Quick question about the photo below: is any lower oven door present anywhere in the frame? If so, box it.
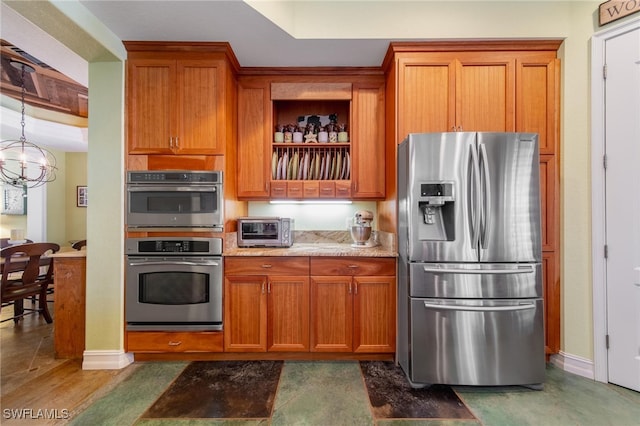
[126,256,222,331]
[407,298,545,387]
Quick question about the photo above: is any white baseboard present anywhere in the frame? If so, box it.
[550,351,595,380]
[82,350,134,370]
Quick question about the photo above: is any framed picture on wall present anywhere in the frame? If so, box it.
[77,186,87,207]
[1,184,27,215]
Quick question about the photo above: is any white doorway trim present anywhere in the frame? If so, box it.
[591,16,640,384]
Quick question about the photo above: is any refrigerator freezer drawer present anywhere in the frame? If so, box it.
[406,297,545,386]
[409,262,542,299]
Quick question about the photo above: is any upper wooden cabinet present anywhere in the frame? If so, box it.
[385,42,560,146]
[125,42,238,156]
[237,73,386,200]
[237,78,271,198]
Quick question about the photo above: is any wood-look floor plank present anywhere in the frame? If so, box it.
[1,303,135,425]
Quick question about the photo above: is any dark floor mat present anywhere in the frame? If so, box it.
[142,360,283,419]
[360,361,476,420]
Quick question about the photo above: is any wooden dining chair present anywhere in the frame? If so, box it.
[1,242,60,324]
[72,240,87,250]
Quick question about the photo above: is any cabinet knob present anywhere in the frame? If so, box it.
[261,264,272,268]
[168,341,182,346]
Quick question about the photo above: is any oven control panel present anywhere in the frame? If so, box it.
[126,237,222,256]
[127,170,222,184]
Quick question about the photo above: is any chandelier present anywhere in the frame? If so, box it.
[0,60,57,188]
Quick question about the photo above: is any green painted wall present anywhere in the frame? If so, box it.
[65,152,88,243]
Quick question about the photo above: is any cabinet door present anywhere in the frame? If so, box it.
[224,275,267,352]
[353,276,396,353]
[516,55,559,155]
[176,60,224,154]
[456,53,515,132]
[351,82,386,198]
[268,276,310,352]
[310,276,353,352]
[397,53,456,138]
[127,59,174,154]
[237,79,271,198]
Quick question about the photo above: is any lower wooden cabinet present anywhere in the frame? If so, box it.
[131,256,396,355]
[224,257,310,352]
[310,257,396,353]
[127,331,223,353]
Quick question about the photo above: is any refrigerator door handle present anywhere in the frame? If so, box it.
[421,265,535,275]
[479,143,492,249]
[422,302,536,312]
[468,143,481,249]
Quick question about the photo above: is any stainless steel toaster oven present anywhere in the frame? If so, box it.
[237,217,294,248]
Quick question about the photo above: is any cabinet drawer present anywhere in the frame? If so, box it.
[303,182,319,198]
[319,182,335,198]
[311,257,396,276]
[127,331,223,353]
[225,257,309,275]
[271,181,287,198]
[287,182,303,198]
[335,181,352,198]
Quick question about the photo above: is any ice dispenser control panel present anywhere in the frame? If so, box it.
[417,182,455,241]
[420,183,454,203]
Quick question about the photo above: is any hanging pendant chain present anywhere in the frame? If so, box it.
[19,64,27,143]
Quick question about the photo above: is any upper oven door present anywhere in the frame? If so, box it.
[127,185,222,229]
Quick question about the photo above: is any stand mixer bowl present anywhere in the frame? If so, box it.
[350,225,372,245]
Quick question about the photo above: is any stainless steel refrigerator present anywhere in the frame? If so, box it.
[397,132,544,388]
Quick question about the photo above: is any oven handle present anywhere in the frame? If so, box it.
[127,186,218,192]
[128,260,220,267]
[422,302,536,312]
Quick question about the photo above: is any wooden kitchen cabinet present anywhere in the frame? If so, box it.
[237,78,271,198]
[310,257,396,353]
[393,51,517,136]
[351,82,386,198]
[224,257,310,352]
[383,40,562,355]
[236,74,385,200]
[125,42,237,156]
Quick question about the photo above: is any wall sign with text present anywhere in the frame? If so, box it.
[600,0,640,26]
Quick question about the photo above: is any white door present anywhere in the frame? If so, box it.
[604,26,640,392]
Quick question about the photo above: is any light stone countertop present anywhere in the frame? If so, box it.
[223,231,397,258]
[50,248,86,258]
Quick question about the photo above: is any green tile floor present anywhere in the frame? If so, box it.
[71,361,640,426]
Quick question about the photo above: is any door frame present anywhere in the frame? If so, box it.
[590,15,640,384]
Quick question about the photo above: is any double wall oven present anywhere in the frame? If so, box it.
[125,171,224,332]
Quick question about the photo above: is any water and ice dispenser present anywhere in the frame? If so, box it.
[417,182,455,241]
